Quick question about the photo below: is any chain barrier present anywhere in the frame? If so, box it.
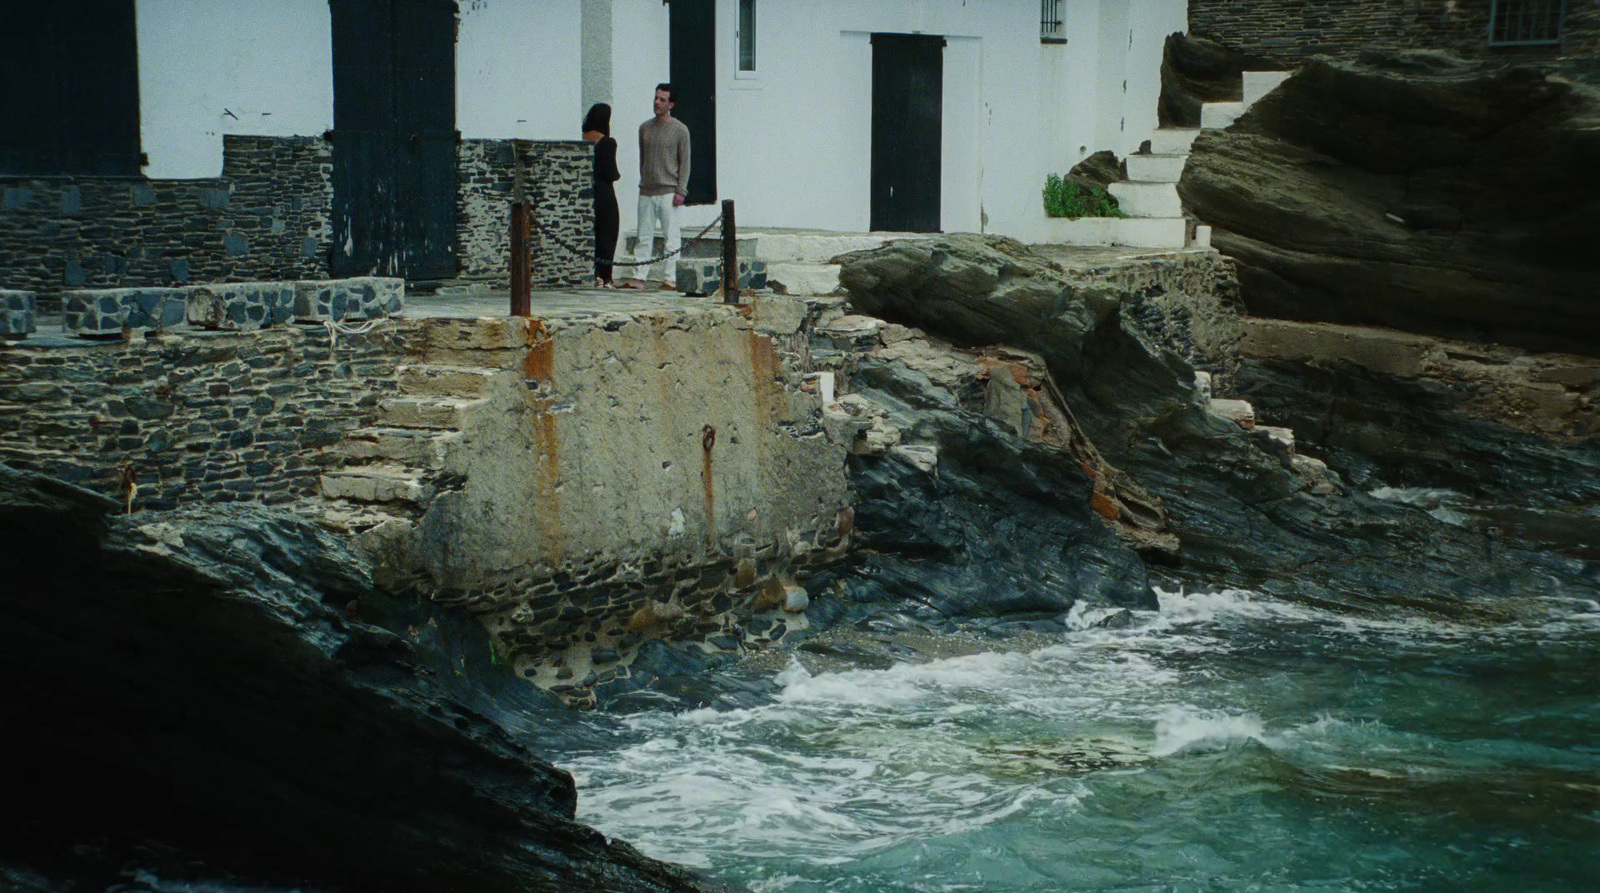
[606,212,725,268]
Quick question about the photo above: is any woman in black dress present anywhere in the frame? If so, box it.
[582,103,621,288]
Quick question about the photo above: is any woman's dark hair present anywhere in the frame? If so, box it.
[582,103,612,136]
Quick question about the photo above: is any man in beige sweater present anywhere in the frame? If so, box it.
[624,83,691,289]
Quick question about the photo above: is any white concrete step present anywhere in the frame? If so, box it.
[1191,224,1212,249]
[377,396,487,430]
[1113,218,1187,250]
[1207,397,1255,429]
[1258,424,1296,454]
[1125,153,1188,183]
[1243,70,1292,107]
[335,426,463,465]
[319,504,412,533]
[752,232,905,264]
[1150,128,1201,155]
[1201,101,1244,130]
[397,364,499,398]
[1107,181,1182,218]
[321,464,434,505]
[767,262,841,296]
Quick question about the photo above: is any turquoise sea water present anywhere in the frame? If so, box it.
[558,589,1600,892]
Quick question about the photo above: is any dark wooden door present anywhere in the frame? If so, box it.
[668,0,716,205]
[330,0,457,280]
[871,33,943,233]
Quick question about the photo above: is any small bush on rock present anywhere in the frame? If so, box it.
[1043,175,1126,219]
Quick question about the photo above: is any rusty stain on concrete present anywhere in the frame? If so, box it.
[701,423,716,553]
[523,317,553,382]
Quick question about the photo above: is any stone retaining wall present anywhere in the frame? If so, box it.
[1190,0,1599,82]
[0,298,851,706]
[0,324,408,510]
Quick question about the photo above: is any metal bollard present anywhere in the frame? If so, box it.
[510,201,531,317]
[721,199,737,304]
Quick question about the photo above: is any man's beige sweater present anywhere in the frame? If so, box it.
[638,116,691,198]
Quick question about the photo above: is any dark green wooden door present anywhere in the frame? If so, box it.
[669,0,716,205]
[871,33,944,233]
[330,0,457,280]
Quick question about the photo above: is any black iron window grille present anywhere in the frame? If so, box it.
[1041,0,1065,43]
[1489,0,1566,46]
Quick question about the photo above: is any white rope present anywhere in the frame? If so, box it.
[323,316,385,350]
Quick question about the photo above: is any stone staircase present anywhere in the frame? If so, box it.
[1105,70,1293,251]
[1108,127,1200,250]
[320,361,495,527]
[1194,370,1334,492]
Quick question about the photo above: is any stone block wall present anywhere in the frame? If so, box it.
[1,136,593,309]
[457,140,590,288]
[0,324,406,510]
[0,136,333,311]
[1190,0,1599,82]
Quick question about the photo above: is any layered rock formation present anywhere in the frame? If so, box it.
[0,465,733,893]
[834,235,1596,617]
[1178,52,1600,356]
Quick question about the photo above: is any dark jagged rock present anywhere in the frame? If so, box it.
[835,417,1158,624]
[1065,149,1126,191]
[1234,356,1600,563]
[1179,52,1600,356]
[0,464,733,893]
[1108,400,1594,616]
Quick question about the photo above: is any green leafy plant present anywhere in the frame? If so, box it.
[1042,174,1127,219]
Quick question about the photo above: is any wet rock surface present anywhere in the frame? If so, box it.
[835,235,1598,619]
[1179,52,1600,356]
[0,465,735,893]
[1235,355,1600,566]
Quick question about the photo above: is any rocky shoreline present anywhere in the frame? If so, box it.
[7,221,1598,888]
[5,53,1597,890]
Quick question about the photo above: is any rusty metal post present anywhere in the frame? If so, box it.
[721,199,737,304]
[510,201,531,316]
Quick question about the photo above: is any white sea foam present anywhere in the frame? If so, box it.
[1150,706,1266,756]
[775,650,1036,708]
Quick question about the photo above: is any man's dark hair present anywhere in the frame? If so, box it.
[656,82,678,104]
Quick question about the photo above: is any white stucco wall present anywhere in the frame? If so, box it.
[606,0,1185,242]
[457,0,584,139]
[137,0,332,179]
[134,0,1186,244]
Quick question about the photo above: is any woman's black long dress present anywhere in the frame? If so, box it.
[593,136,621,285]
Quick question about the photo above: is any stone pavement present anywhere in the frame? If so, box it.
[402,283,732,320]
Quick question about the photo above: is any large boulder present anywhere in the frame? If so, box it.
[0,464,732,893]
[836,234,1193,403]
[1179,52,1600,356]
